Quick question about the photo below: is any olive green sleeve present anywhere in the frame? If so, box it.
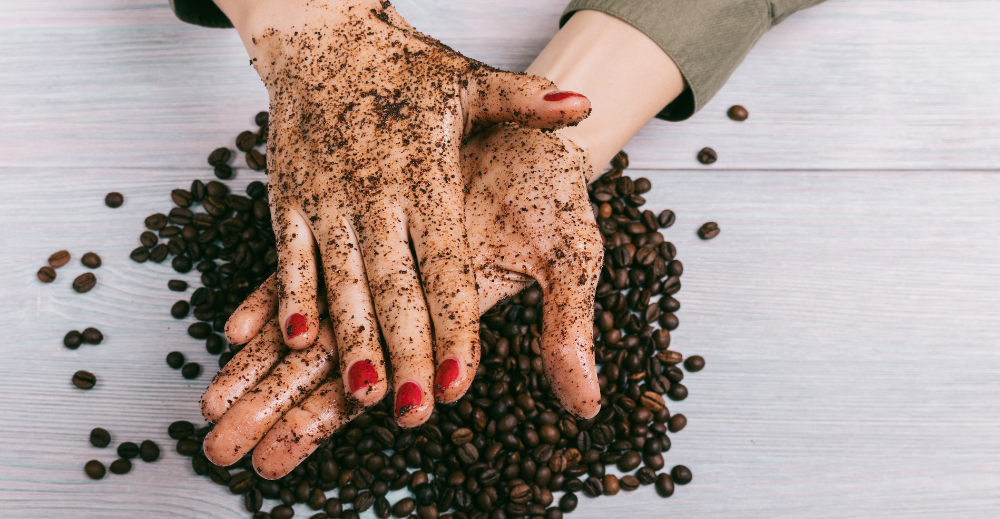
[561,0,826,121]
[169,0,233,29]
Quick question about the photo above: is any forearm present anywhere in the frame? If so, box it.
[527,10,684,176]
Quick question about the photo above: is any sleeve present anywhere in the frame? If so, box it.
[560,0,827,121]
[169,0,233,29]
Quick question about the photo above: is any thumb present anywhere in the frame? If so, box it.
[535,260,603,420]
[466,68,591,130]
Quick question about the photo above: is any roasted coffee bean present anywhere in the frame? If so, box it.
[63,330,83,350]
[655,473,675,497]
[727,105,748,121]
[110,458,132,475]
[246,149,266,170]
[620,474,640,491]
[118,442,139,459]
[271,505,294,519]
[145,244,167,263]
[168,420,195,440]
[71,272,97,293]
[583,476,604,497]
[684,355,705,372]
[208,147,231,167]
[393,497,416,517]
[129,246,150,263]
[82,327,103,345]
[668,414,687,432]
[326,497,344,517]
[188,322,211,339]
[698,221,720,239]
[85,460,106,479]
[697,147,717,165]
[237,130,258,152]
[214,164,234,180]
[48,250,71,268]
[171,300,190,319]
[89,427,111,447]
[355,491,374,512]
[558,492,577,513]
[182,362,201,379]
[172,255,192,273]
[139,440,160,462]
[72,370,96,389]
[80,252,102,269]
[37,266,56,283]
[105,192,124,208]
[255,111,269,126]
[205,334,224,354]
[168,279,188,291]
[636,467,657,485]
[218,352,233,368]
[145,213,168,230]
[671,465,692,485]
[176,438,200,456]
[229,470,256,494]
[246,489,264,512]
[668,383,688,401]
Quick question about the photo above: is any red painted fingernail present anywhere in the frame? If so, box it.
[435,359,460,395]
[348,360,379,393]
[543,90,586,102]
[284,313,307,339]
[395,382,422,416]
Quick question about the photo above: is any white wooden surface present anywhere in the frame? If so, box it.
[1,1,999,518]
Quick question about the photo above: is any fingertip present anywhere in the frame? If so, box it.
[394,380,432,428]
[346,359,387,406]
[434,357,474,404]
[282,312,316,349]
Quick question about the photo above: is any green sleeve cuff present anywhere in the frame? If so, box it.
[561,0,823,121]
[169,0,233,29]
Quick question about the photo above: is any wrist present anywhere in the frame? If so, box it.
[526,10,685,176]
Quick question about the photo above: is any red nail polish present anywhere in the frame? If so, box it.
[435,359,460,395]
[543,90,586,102]
[395,382,422,416]
[285,313,307,339]
[348,360,378,393]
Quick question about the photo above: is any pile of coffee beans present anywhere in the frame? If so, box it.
[85,427,160,479]
[135,116,704,519]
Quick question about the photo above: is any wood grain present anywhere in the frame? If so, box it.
[1,1,999,518]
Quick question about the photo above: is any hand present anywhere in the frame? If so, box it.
[202,125,604,477]
[223,0,591,426]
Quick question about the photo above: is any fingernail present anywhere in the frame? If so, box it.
[284,313,307,339]
[435,358,460,395]
[543,90,586,102]
[395,382,422,417]
[348,360,379,393]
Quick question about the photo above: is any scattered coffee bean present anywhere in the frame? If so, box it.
[172,255,192,273]
[118,442,139,459]
[37,266,56,283]
[727,105,748,121]
[89,427,111,448]
[171,300,190,319]
[104,192,124,208]
[182,362,201,379]
[72,272,97,293]
[684,355,705,372]
[167,351,185,369]
[149,244,169,262]
[129,246,150,263]
[208,147,231,167]
[668,413,687,433]
[698,221,720,240]
[671,465,693,485]
[145,213,168,230]
[64,330,83,350]
[188,322,212,339]
[255,111,269,126]
[168,421,195,440]
[655,473,675,497]
[696,147,717,165]
[48,250,71,268]
[72,370,96,389]
[110,458,132,475]
[81,252,102,269]
[85,460,106,479]
[620,475,640,491]
[246,149,266,171]
[140,440,160,462]
[236,131,257,152]
[215,164,234,180]
[82,327,103,345]
[176,438,200,456]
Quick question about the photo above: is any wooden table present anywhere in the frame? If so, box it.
[2,1,998,517]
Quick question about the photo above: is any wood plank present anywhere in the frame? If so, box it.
[1,167,998,517]
[1,1,999,171]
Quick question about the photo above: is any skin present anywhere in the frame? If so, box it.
[212,0,592,426]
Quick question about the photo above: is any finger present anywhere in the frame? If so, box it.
[201,319,286,423]
[225,274,278,345]
[355,205,434,427]
[466,69,591,130]
[314,213,388,406]
[252,378,366,480]
[273,207,321,349]
[202,319,338,467]
[408,189,480,404]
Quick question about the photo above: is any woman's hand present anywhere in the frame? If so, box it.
[202,125,604,477]
[215,0,591,426]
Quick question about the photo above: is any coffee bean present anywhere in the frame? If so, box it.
[129,246,150,263]
[668,383,688,401]
[182,362,201,379]
[620,474,640,491]
[176,438,200,456]
[79,252,102,269]
[187,323,211,340]
[90,427,111,447]
[208,147,231,167]
[237,130,258,152]
[64,330,83,350]
[72,272,97,293]
[655,473,675,497]
[214,164,234,180]
[168,420,195,440]
[81,327,103,345]
[271,505,294,519]
[668,414,687,433]
[254,111,269,126]
[115,441,138,459]
[205,334,224,354]
[48,250,71,268]
[171,300,190,319]
[172,255,192,273]
[246,149,266,170]
[557,492,577,513]
[37,266,56,283]
[167,279,188,292]
[140,440,160,462]
[145,213,168,230]
[697,147,717,165]
[219,351,233,368]
[727,105,748,121]
[72,370,96,389]
[110,458,132,475]
[698,221,720,240]
[671,465,692,485]
[684,355,705,372]
[147,244,168,263]
[636,467,657,485]
[85,460,106,479]
[166,351,185,369]
[105,192,124,208]
[245,488,264,512]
